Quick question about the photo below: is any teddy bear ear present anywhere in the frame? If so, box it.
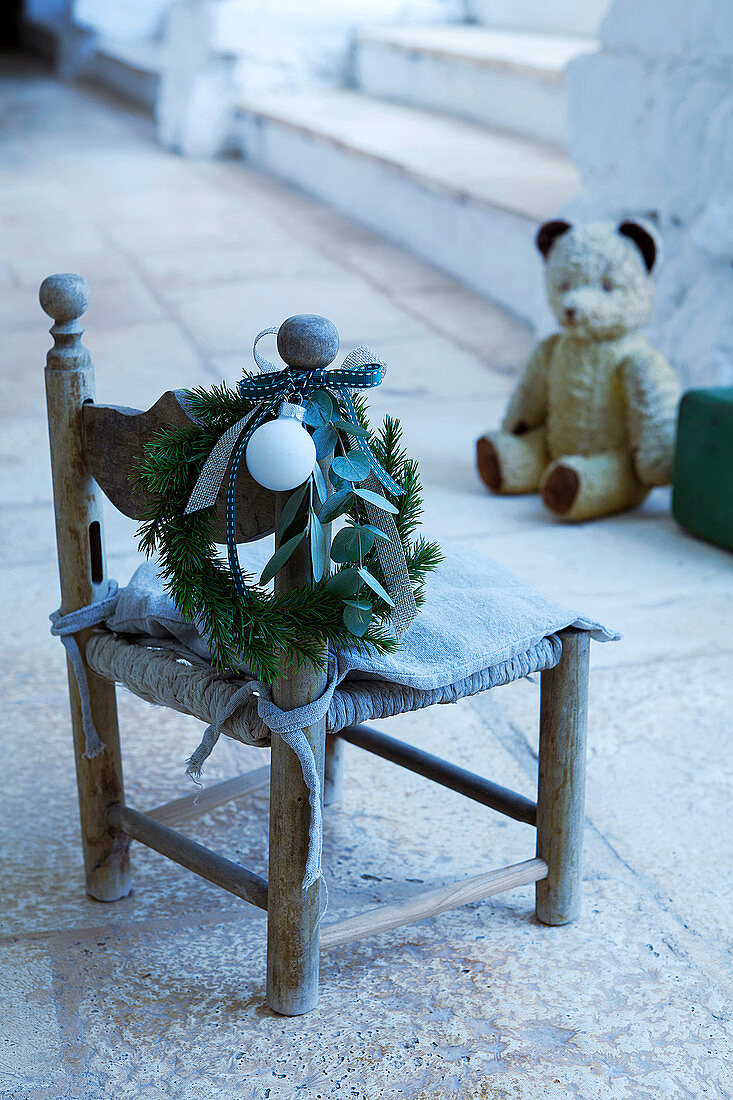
[618,219,660,272]
[536,220,572,259]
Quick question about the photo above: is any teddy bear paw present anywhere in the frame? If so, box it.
[540,451,649,521]
[476,435,502,491]
[541,461,580,515]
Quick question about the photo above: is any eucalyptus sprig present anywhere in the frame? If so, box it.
[258,388,409,638]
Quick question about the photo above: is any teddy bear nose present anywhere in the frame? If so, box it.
[564,307,577,323]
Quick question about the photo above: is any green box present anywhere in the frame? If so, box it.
[672,387,733,551]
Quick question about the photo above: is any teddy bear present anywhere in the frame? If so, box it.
[476,219,681,521]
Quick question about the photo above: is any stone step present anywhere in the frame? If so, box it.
[234,89,578,324]
[353,25,596,147]
[466,0,609,39]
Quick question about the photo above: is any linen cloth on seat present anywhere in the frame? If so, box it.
[93,543,616,746]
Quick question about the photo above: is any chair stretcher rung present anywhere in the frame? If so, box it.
[147,765,270,828]
[337,724,537,826]
[320,858,548,949]
[106,803,268,910]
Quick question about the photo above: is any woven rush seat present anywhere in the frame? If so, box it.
[85,544,612,747]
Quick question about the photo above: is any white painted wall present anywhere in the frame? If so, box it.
[214,0,461,96]
[563,0,733,387]
[157,0,236,157]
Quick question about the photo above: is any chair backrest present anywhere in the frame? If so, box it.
[41,272,328,706]
[82,391,276,544]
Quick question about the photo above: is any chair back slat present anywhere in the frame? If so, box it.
[82,394,275,543]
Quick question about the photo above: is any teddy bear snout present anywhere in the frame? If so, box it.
[559,289,602,331]
[560,296,585,327]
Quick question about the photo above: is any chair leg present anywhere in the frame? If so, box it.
[266,713,326,1016]
[267,477,329,1015]
[535,628,590,925]
[42,274,131,902]
[65,674,130,901]
[323,735,345,806]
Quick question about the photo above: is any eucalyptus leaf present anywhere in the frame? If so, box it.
[357,566,394,606]
[303,390,333,428]
[309,509,327,583]
[353,486,399,514]
[312,460,328,506]
[318,487,353,524]
[324,568,360,597]
[328,465,348,492]
[276,482,309,541]
[343,599,373,637]
[313,424,337,460]
[260,529,306,585]
[331,451,371,483]
[330,525,376,563]
[332,418,369,438]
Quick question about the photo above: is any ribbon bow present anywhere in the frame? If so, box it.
[181,329,417,636]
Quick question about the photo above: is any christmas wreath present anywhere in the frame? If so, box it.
[136,323,442,683]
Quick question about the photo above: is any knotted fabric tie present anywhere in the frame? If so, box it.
[180,329,418,637]
[50,581,120,760]
[186,663,341,892]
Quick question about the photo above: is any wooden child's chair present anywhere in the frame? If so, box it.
[43,273,591,1016]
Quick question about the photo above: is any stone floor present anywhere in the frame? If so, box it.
[1,61,731,1100]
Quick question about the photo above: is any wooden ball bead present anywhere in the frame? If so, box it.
[277,314,339,370]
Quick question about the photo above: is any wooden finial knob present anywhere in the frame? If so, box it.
[40,273,91,371]
[277,314,339,370]
[39,273,90,323]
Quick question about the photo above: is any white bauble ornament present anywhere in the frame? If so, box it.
[245,402,317,492]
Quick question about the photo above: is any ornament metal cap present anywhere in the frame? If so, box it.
[278,401,307,422]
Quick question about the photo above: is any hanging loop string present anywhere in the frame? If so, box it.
[251,326,280,373]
